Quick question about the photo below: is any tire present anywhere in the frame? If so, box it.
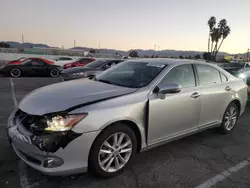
[89,123,137,177]
[10,68,21,77]
[219,102,239,134]
[50,69,59,77]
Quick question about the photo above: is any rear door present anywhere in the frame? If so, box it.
[194,64,232,129]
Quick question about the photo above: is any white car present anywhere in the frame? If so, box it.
[52,57,78,66]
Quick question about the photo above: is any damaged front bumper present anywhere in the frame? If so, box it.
[7,109,101,176]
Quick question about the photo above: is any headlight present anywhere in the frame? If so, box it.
[71,72,85,76]
[238,73,246,79]
[45,114,87,132]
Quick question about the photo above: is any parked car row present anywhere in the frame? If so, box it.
[60,59,125,81]
[7,58,248,177]
[1,57,250,87]
[0,57,121,78]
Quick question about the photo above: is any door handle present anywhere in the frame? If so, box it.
[225,86,232,91]
[190,92,201,99]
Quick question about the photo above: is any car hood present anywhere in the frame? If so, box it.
[63,67,100,74]
[19,79,137,115]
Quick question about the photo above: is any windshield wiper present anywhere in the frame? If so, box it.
[97,79,115,85]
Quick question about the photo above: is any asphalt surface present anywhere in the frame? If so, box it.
[0,77,250,188]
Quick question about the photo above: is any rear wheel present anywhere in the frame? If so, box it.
[50,69,59,77]
[219,102,239,134]
[89,123,137,177]
[10,68,21,77]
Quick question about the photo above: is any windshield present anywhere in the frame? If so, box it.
[222,63,245,68]
[21,59,32,64]
[85,60,106,68]
[96,61,167,88]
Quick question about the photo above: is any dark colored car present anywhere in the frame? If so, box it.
[63,57,96,69]
[7,57,54,65]
[221,62,250,85]
[0,58,62,77]
[221,62,250,76]
[60,59,124,81]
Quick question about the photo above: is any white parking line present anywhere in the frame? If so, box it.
[9,78,17,108]
[195,159,250,188]
[9,78,34,188]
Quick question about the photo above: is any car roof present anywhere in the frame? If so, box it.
[124,58,207,65]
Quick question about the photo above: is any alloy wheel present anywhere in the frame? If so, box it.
[10,68,21,77]
[98,132,132,173]
[224,106,237,131]
[50,69,59,77]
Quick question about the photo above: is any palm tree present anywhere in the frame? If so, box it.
[216,25,231,56]
[210,27,217,54]
[207,16,216,55]
[212,28,222,56]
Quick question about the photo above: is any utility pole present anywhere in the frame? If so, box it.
[21,34,24,43]
[247,48,250,61]
[158,46,160,57]
[99,40,100,49]
[153,45,156,57]
[74,40,76,48]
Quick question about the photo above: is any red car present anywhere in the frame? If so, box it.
[7,57,54,65]
[63,57,95,69]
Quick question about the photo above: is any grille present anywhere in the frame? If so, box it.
[14,109,47,133]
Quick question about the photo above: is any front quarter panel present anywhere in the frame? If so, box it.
[69,91,148,149]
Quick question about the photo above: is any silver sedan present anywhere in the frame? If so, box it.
[8,59,248,177]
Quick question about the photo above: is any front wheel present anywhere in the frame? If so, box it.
[50,69,59,77]
[10,68,21,77]
[89,124,137,177]
[219,102,239,134]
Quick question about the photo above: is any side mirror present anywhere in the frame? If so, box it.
[154,83,182,96]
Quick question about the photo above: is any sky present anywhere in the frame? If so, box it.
[0,0,250,53]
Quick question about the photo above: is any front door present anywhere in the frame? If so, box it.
[148,64,201,145]
[30,59,45,76]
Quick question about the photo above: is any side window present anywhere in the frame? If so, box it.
[160,64,196,88]
[246,63,250,68]
[80,58,92,63]
[196,64,221,85]
[220,73,228,82]
[61,57,72,61]
[30,60,42,66]
[107,61,118,67]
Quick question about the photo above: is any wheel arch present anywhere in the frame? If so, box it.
[88,120,142,160]
[229,99,241,113]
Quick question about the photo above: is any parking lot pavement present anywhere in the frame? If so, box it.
[0,77,250,188]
